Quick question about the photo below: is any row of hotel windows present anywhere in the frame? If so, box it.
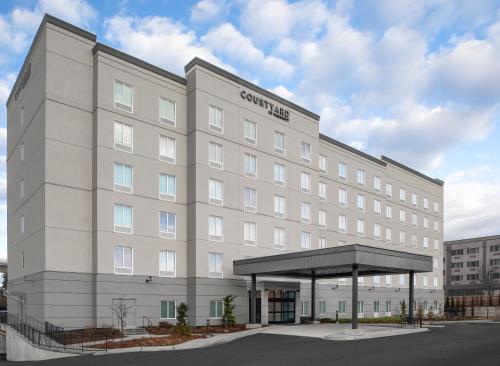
[160,299,225,319]
[451,259,500,268]
[451,246,500,256]
[451,273,500,281]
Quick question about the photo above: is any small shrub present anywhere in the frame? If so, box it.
[319,318,333,323]
[222,295,237,328]
[175,302,191,336]
[427,306,434,321]
[400,300,407,320]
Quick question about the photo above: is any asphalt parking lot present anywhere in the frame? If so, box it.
[3,323,500,366]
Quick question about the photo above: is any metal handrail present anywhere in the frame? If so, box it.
[142,315,153,328]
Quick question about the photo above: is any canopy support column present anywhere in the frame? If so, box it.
[311,270,316,322]
[250,273,257,324]
[352,264,358,330]
[408,270,414,324]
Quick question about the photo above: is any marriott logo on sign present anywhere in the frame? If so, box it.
[240,90,290,122]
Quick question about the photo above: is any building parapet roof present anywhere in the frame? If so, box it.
[381,156,444,186]
[319,133,386,166]
[444,234,500,245]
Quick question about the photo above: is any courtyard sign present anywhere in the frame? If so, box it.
[240,90,290,122]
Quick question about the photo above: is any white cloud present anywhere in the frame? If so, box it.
[191,0,227,23]
[0,73,15,105]
[269,85,294,100]
[201,23,294,79]
[38,0,96,28]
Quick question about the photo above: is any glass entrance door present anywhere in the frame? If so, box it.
[268,290,296,324]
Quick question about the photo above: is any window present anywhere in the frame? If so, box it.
[208,216,223,241]
[114,81,133,112]
[374,199,381,215]
[423,275,428,287]
[274,163,286,186]
[300,172,311,193]
[399,231,406,245]
[20,106,24,127]
[244,187,257,212]
[160,300,176,319]
[339,215,347,233]
[399,188,406,202]
[374,176,381,191]
[244,119,257,144]
[159,97,176,126]
[357,301,364,314]
[274,195,286,218]
[20,179,24,199]
[208,252,223,278]
[385,275,392,286]
[301,301,310,316]
[159,174,176,201]
[318,182,327,201]
[467,261,480,268]
[433,276,438,288]
[490,245,500,253]
[434,201,439,213]
[209,105,223,133]
[209,300,224,317]
[356,169,365,187]
[452,275,463,281]
[338,188,347,207]
[467,247,479,254]
[412,234,417,247]
[411,193,418,206]
[159,250,176,277]
[114,163,133,193]
[385,301,391,314]
[209,179,223,205]
[399,274,405,285]
[374,275,380,286]
[490,258,500,266]
[301,231,311,249]
[21,251,24,269]
[386,227,392,242]
[114,246,133,275]
[385,183,392,198]
[244,222,257,245]
[338,301,346,314]
[20,215,24,234]
[301,142,311,163]
[114,121,133,152]
[20,142,24,162]
[434,239,439,250]
[386,205,392,219]
[423,217,429,229]
[318,209,327,228]
[114,204,133,233]
[319,301,326,315]
[300,202,311,223]
[451,262,463,269]
[411,213,418,227]
[399,210,406,225]
[374,223,381,240]
[338,162,347,180]
[374,301,380,314]
[160,212,176,239]
[357,219,365,236]
[159,135,176,164]
[209,142,223,169]
[274,227,285,250]
[319,237,327,249]
[423,197,429,210]
[357,194,365,211]
[274,131,285,154]
[434,220,439,232]
[319,155,327,173]
[244,153,257,178]
[423,237,429,249]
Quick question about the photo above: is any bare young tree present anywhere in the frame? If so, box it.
[110,296,133,333]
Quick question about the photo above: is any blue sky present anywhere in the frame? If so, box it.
[0,0,500,258]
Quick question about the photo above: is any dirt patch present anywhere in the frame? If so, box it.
[95,334,204,349]
[51,327,123,345]
[146,324,248,335]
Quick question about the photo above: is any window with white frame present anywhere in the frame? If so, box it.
[386,227,392,242]
[301,142,311,163]
[209,105,223,133]
[159,250,176,277]
[160,300,176,319]
[159,97,176,126]
[318,182,327,201]
[338,162,347,180]
[374,176,381,191]
[114,204,133,233]
[433,276,438,287]
[114,121,133,152]
[423,275,428,287]
[114,81,133,112]
[374,199,381,215]
[301,301,310,316]
[159,174,176,201]
[386,205,392,219]
[208,216,223,241]
[423,197,429,210]
[300,202,311,223]
[244,153,257,178]
[244,119,257,144]
[209,299,224,317]
[159,135,176,164]
[209,179,223,205]
[385,300,392,314]
[338,301,346,313]
[274,195,286,218]
[374,275,380,286]
[244,222,257,245]
[423,216,429,229]
[114,246,133,275]
[20,215,24,234]
[399,188,406,202]
[374,223,381,240]
[318,209,327,228]
[20,142,24,162]
[433,238,439,250]
[434,220,439,232]
[159,211,176,239]
[357,300,364,314]
[356,169,365,187]
[338,188,347,207]
[385,275,392,286]
[20,178,24,199]
[274,227,285,249]
[400,274,405,285]
[412,213,418,227]
[374,300,380,314]
[319,237,327,249]
[319,155,327,173]
[400,210,406,225]
[412,234,417,247]
[385,182,393,198]
[357,194,365,211]
[300,231,311,249]
[423,236,429,249]
[274,163,286,186]
[339,215,347,233]
[300,172,311,193]
[434,201,439,213]
[244,187,257,212]
[209,142,223,169]
[399,231,406,245]
[208,252,223,278]
[319,301,326,315]
[274,131,285,154]
[357,219,365,236]
[411,193,418,206]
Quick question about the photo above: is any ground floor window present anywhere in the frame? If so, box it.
[385,301,391,313]
[433,300,438,310]
[301,301,310,316]
[357,301,364,314]
[160,300,176,319]
[374,301,380,313]
[210,300,223,318]
[319,301,326,315]
[338,301,346,314]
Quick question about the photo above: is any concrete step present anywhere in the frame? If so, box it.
[122,327,148,336]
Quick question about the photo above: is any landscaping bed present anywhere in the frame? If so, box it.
[51,327,123,345]
[146,323,248,335]
[94,334,204,349]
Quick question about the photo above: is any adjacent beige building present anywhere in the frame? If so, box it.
[7,15,444,329]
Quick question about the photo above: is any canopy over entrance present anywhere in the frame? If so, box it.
[234,245,433,329]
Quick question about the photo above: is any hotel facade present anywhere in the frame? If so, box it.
[7,15,444,329]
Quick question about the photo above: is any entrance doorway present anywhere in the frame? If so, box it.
[248,291,261,323]
[268,290,295,324]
